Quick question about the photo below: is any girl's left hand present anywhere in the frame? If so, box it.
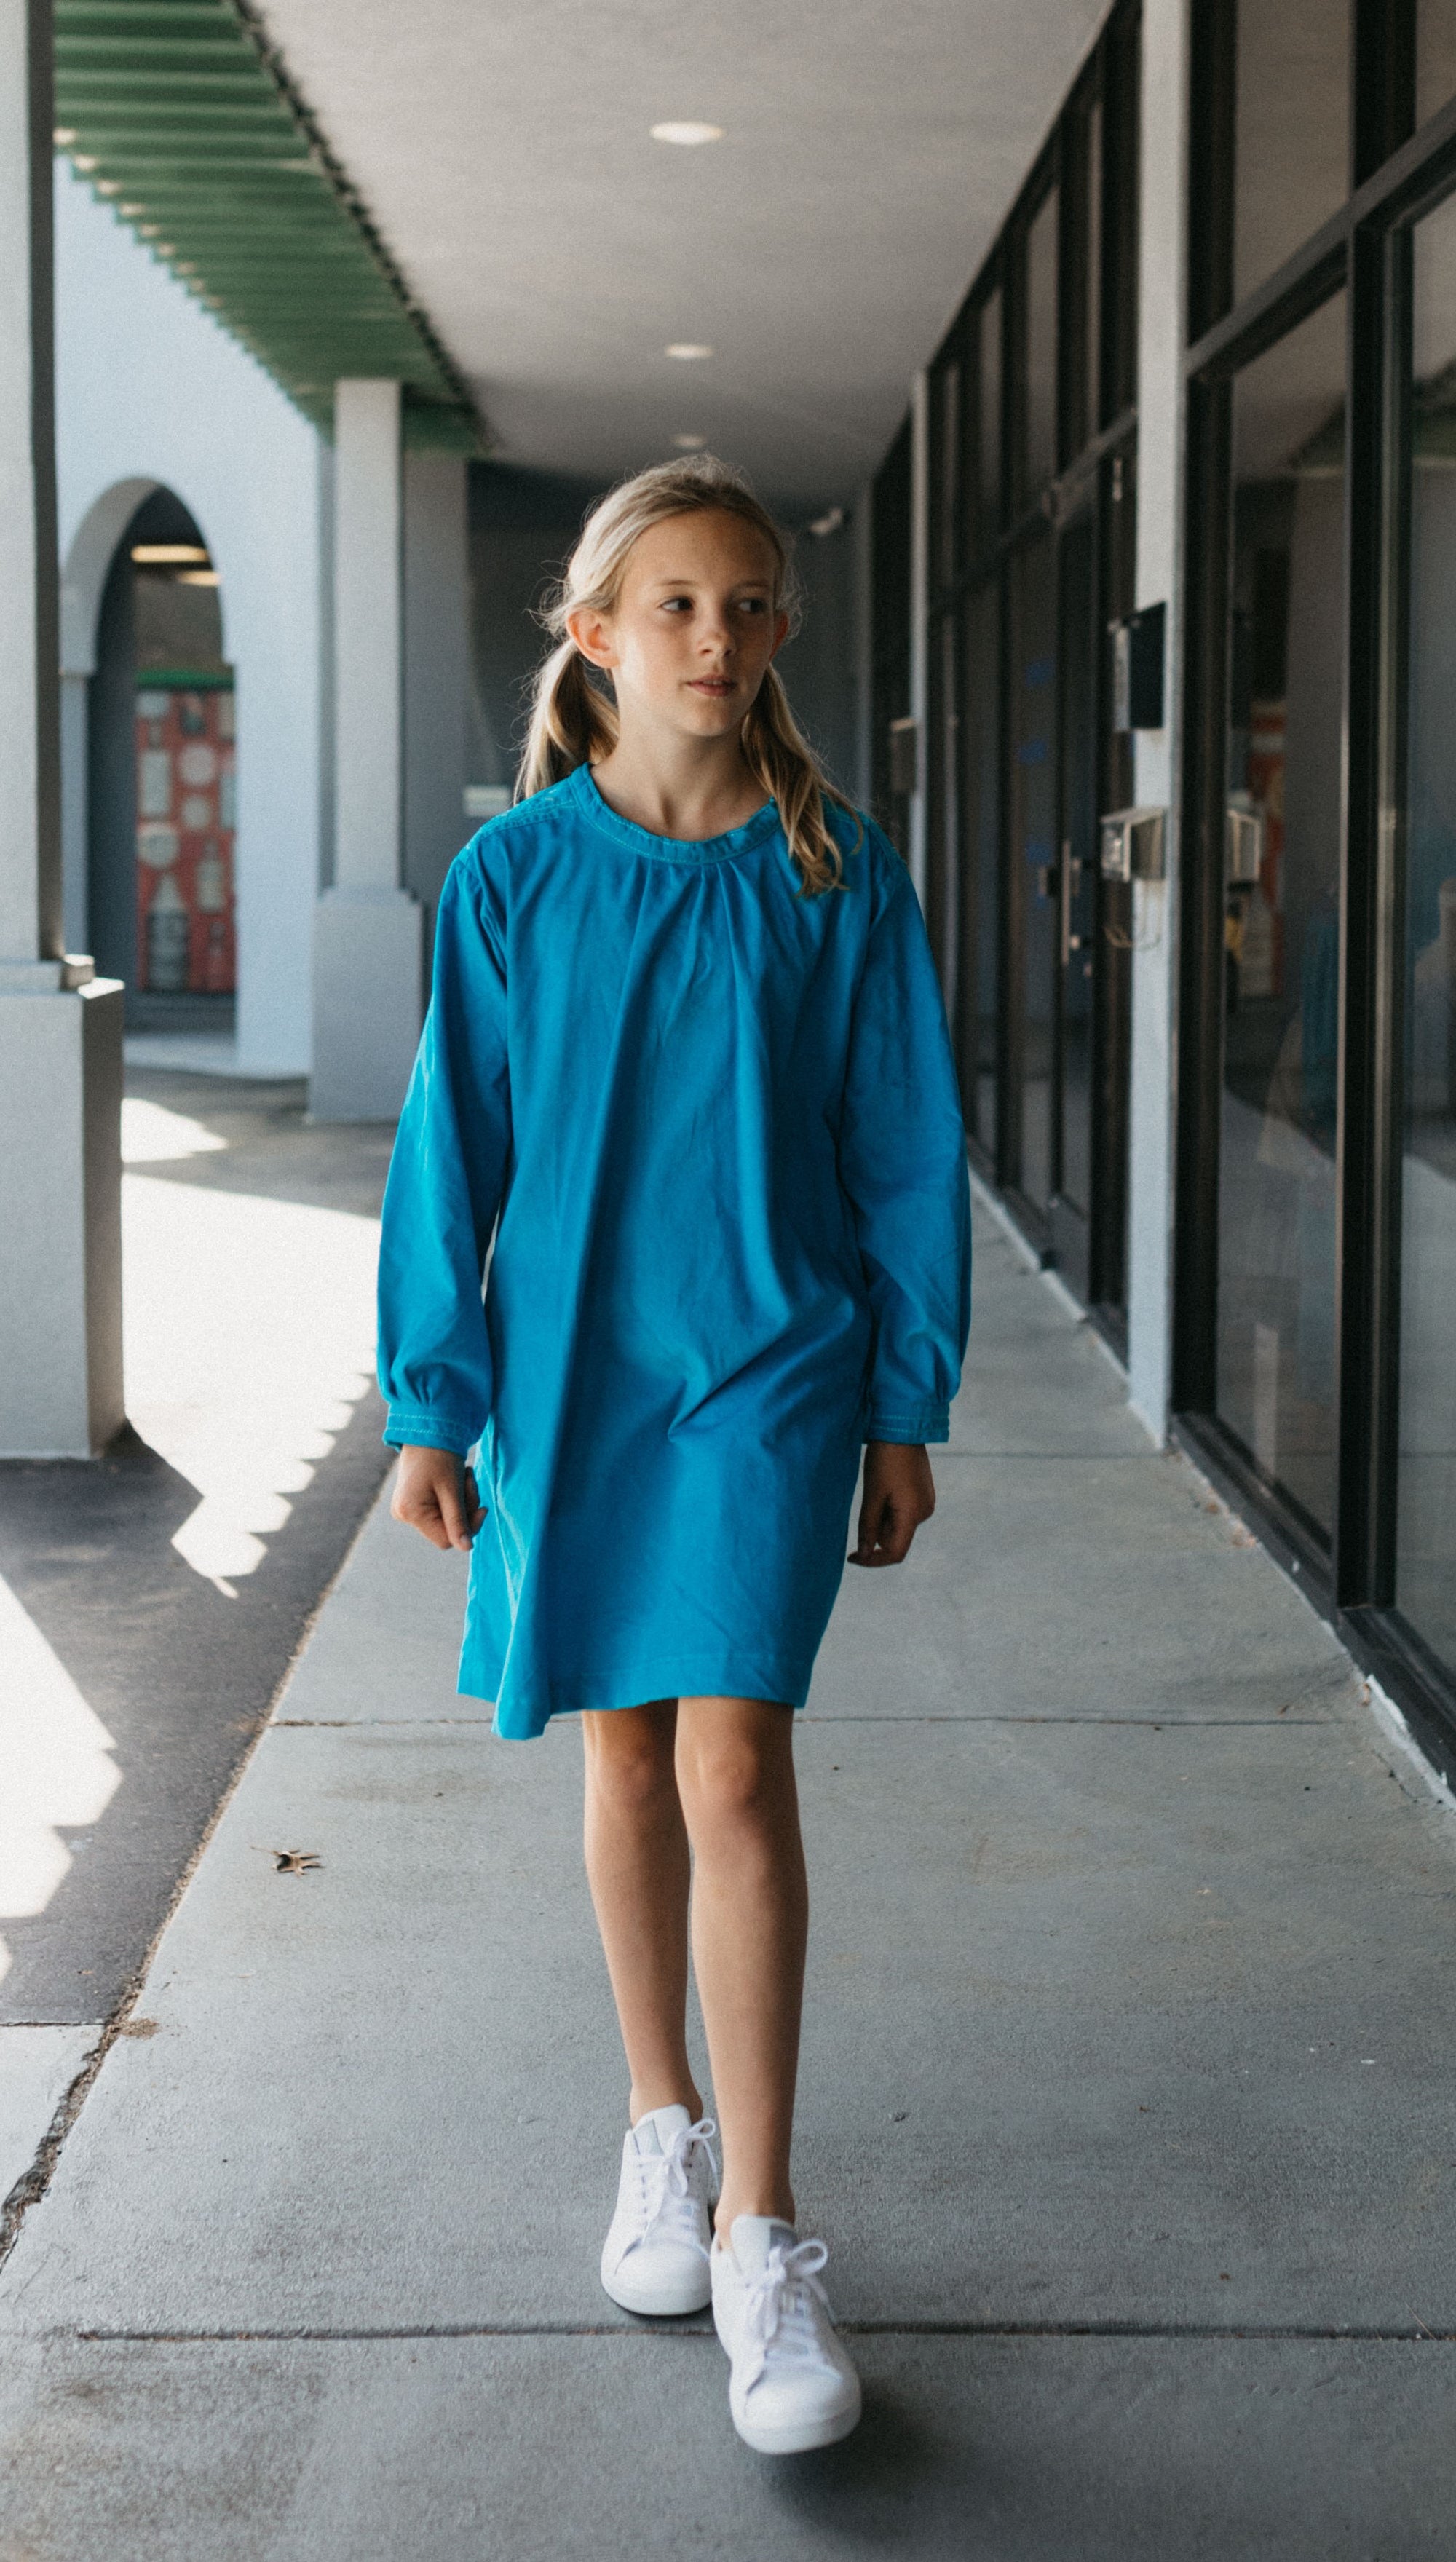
[850,1442,936,1567]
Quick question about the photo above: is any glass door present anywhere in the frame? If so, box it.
[1051,505,1099,1290]
[1394,186,1456,1682]
[1215,290,1348,1542]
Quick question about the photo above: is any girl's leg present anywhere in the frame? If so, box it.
[582,1700,702,2125]
[673,1697,807,2233]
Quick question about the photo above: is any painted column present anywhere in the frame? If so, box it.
[401,448,469,932]
[0,0,123,1457]
[907,368,930,907]
[311,376,423,1120]
[1125,0,1191,1444]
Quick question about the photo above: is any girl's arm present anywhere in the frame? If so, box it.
[838,843,973,1451]
[376,850,511,1492]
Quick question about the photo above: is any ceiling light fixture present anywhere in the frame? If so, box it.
[673,435,707,450]
[650,122,724,146]
[665,343,713,361]
[177,569,221,588]
[132,543,210,565]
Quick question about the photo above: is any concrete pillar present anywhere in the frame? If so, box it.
[1125,0,1190,1445]
[907,368,930,907]
[401,449,469,931]
[852,478,874,813]
[311,377,422,1121]
[0,0,123,1458]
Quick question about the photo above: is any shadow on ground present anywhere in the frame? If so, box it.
[0,1070,395,2025]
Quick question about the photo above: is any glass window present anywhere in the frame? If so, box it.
[1418,1,1456,129]
[1010,531,1058,1206]
[1216,290,1347,1536]
[960,578,1000,1152]
[1024,186,1059,498]
[938,360,962,589]
[1398,190,1456,1674]
[1233,1,1349,306]
[977,291,1002,554]
[1086,91,1104,441]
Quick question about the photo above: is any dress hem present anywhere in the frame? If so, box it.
[459,1651,815,1739]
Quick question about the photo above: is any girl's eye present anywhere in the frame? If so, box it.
[662,596,692,612]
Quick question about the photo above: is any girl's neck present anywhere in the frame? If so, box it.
[591,724,767,844]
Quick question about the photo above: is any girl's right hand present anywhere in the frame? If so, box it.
[392,1445,486,1553]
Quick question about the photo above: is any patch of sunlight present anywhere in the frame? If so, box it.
[121,1096,229,1165]
[0,1574,120,1985]
[122,1174,381,1590]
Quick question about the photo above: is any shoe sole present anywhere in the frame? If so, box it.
[729,2392,862,2456]
[601,2259,712,2318]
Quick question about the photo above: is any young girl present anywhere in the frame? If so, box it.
[378,455,970,2456]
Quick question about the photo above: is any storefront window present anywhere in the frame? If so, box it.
[1011,532,1057,1206]
[1398,192,1456,1672]
[978,290,1002,553]
[1085,92,1104,441]
[1216,290,1347,1535]
[1233,0,1348,306]
[1418,1,1456,129]
[961,578,1000,1153]
[1024,186,1059,499]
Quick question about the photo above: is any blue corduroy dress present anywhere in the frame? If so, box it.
[376,762,971,1739]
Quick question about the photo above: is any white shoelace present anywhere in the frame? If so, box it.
[740,2237,837,2389]
[622,2116,718,2263]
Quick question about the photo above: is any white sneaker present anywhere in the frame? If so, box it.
[600,2105,718,2316]
[711,2215,862,2454]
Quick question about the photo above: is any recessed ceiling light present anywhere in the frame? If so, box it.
[651,122,724,146]
[132,543,210,564]
[177,569,221,588]
[665,343,713,361]
[673,435,707,450]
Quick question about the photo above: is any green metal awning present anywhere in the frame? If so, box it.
[54,0,485,451]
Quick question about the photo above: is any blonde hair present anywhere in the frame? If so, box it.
[518,454,858,895]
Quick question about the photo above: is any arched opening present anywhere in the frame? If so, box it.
[87,487,236,1031]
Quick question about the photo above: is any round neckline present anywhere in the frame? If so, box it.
[566,760,780,864]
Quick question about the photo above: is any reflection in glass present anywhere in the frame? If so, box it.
[1418,1,1456,130]
[961,579,1000,1153]
[1059,510,1097,1218]
[1398,192,1456,1674]
[935,610,960,1015]
[1233,1,1348,306]
[1025,187,1059,497]
[938,360,961,588]
[1085,92,1104,442]
[1216,292,1346,1535]
[1012,533,1057,1207]
[978,292,1002,553]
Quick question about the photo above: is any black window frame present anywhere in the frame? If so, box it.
[1176,0,1456,1783]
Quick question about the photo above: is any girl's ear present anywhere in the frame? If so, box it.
[567,603,617,671]
[768,608,791,663]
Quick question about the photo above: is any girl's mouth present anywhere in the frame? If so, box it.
[688,677,736,695]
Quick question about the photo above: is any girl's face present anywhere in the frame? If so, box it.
[569,508,791,743]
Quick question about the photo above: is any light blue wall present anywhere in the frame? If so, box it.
[53,162,324,1075]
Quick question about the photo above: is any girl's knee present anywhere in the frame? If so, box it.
[584,1709,678,1816]
[678,1728,789,1836]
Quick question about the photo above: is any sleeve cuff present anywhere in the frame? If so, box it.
[864,1406,950,1446]
[382,1407,479,1456]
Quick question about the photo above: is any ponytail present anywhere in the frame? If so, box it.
[515,455,861,896]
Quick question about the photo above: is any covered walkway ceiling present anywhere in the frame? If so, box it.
[254,0,1112,507]
[65,0,1113,510]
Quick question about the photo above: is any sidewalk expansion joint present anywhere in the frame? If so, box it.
[799,1714,1337,1726]
[72,2320,1453,2345]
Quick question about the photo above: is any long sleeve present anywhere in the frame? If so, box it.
[837,846,972,1443]
[376,846,511,1455]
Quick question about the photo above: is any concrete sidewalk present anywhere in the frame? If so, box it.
[2,1198,1455,2558]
